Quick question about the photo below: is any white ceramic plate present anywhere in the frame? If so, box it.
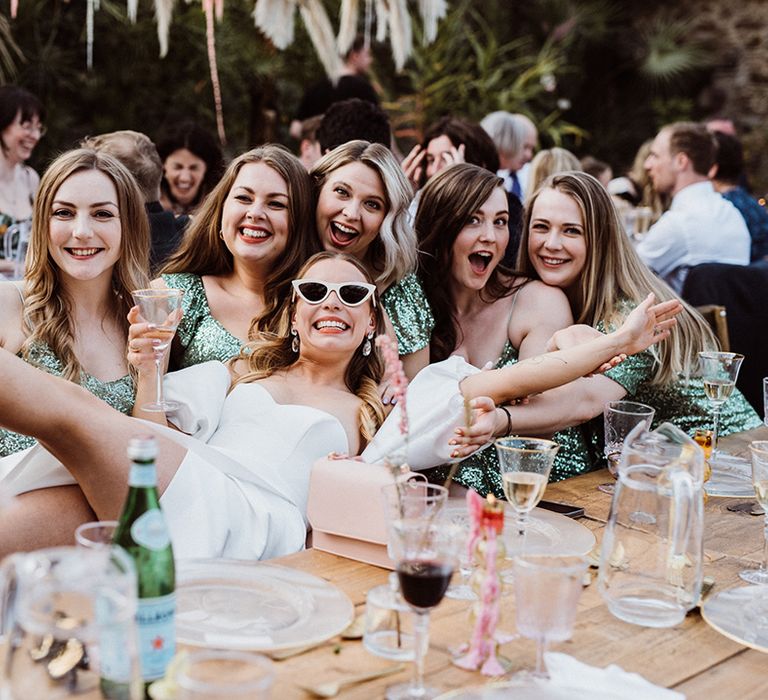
[175,559,354,651]
[445,499,595,557]
[701,584,768,653]
[705,454,755,498]
[436,678,619,699]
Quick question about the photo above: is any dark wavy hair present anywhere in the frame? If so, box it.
[416,163,524,362]
[0,86,45,153]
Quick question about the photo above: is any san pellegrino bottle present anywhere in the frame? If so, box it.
[112,435,176,689]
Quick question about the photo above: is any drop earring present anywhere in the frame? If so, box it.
[291,328,300,353]
[362,330,374,356]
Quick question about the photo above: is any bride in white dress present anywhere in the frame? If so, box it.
[0,252,680,559]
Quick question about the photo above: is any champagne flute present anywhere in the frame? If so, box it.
[132,288,184,412]
[495,438,559,547]
[698,352,744,458]
[739,441,768,584]
[386,518,457,700]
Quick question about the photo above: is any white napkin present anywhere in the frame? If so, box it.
[543,652,685,699]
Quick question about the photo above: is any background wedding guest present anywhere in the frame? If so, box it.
[480,111,538,201]
[158,145,318,369]
[0,148,149,456]
[0,85,45,274]
[637,121,750,292]
[157,122,224,217]
[580,155,613,189]
[709,130,768,262]
[525,147,582,199]
[297,115,323,171]
[316,98,391,154]
[82,130,190,272]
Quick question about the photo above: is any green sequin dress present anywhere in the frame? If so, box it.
[423,341,598,498]
[0,343,135,457]
[380,273,435,355]
[162,273,244,368]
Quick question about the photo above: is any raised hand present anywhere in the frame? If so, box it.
[401,144,425,190]
[614,294,682,355]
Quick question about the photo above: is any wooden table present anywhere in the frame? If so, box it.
[267,426,768,699]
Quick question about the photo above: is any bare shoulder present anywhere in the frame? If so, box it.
[516,279,570,308]
[0,282,27,352]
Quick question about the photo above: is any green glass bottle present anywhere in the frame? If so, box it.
[111,435,176,692]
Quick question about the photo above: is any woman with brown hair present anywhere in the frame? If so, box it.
[0,148,150,456]
[156,144,319,368]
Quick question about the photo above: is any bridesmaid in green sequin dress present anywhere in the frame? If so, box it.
[154,145,319,369]
[0,148,149,457]
[513,171,760,461]
[415,164,599,497]
[311,141,434,381]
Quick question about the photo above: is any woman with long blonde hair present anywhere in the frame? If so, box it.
[311,140,432,379]
[0,148,149,456]
[513,170,759,440]
[155,144,319,369]
[0,250,678,556]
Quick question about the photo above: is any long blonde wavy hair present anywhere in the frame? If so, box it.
[233,251,386,442]
[22,148,150,381]
[161,145,319,335]
[518,171,716,384]
[311,141,416,290]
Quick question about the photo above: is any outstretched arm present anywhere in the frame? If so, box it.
[460,294,681,404]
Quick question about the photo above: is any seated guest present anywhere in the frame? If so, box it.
[0,148,149,456]
[316,98,391,154]
[512,172,760,467]
[415,164,594,488]
[525,147,582,199]
[637,122,750,292]
[0,85,45,274]
[0,251,678,557]
[311,141,431,378]
[710,131,768,262]
[156,122,223,217]
[82,130,189,272]
[158,145,319,368]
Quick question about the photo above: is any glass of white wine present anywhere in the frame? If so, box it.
[698,351,744,458]
[132,288,185,412]
[495,437,559,546]
[740,441,768,585]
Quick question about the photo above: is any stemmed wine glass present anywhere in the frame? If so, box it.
[381,482,452,700]
[495,438,559,550]
[739,441,768,584]
[132,288,184,412]
[698,352,744,458]
[513,555,588,679]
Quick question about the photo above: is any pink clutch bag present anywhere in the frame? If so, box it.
[307,457,415,569]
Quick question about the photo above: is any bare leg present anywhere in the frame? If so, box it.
[0,348,187,520]
[0,485,95,558]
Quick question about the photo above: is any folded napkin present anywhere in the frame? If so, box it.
[543,652,685,700]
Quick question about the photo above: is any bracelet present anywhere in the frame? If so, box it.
[498,405,513,436]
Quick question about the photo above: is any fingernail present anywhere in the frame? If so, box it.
[391,398,397,404]
[382,398,389,405]
[147,323,157,330]
[152,339,161,347]
[451,450,459,458]
[449,440,456,446]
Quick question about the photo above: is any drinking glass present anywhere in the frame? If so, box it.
[75,520,118,549]
[513,555,587,679]
[363,574,416,662]
[598,401,655,494]
[739,441,768,585]
[175,650,274,699]
[495,438,559,545]
[381,482,454,700]
[131,288,184,412]
[445,511,476,601]
[698,352,744,457]
[0,546,142,699]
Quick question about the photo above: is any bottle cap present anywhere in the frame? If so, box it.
[127,435,158,461]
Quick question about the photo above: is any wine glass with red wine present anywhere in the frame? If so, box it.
[382,484,457,700]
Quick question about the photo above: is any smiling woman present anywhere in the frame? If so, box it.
[156,145,319,371]
[311,141,434,379]
[0,148,149,457]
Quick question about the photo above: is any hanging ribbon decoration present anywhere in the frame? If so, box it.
[202,0,227,146]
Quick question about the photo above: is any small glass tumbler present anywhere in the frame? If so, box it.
[598,400,655,494]
[363,574,416,662]
[175,650,274,699]
[74,520,119,549]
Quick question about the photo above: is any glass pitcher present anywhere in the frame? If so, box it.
[0,546,143,699]
[598,422,704,628]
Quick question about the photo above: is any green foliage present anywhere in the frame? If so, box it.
[637,15,713,85]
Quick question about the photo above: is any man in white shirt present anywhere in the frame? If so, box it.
[637,121,750,292]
